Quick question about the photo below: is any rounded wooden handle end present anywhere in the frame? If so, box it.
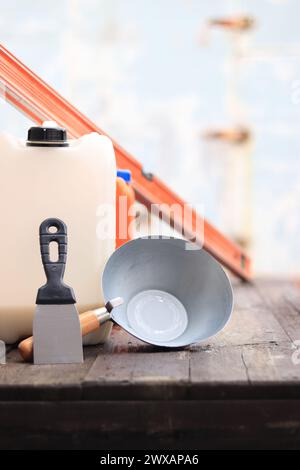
[18,336,34,362]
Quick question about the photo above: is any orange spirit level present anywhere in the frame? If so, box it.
[0,44,251,280]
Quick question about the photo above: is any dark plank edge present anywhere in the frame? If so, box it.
[1,343,300,401]
[1,400,300,450]
[0,280,299,402]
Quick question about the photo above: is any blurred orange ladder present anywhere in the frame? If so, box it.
[0,43,251,280]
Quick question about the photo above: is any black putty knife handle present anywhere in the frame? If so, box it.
[36,218,76,305]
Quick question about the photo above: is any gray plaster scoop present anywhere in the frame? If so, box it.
[33,218,83,364]
[101,237,233,348]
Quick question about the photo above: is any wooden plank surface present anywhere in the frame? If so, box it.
[1,400,300,450]
[1,279,300,449]
[0,346,100,400]
[0,280,300,401]
[256,279,300,342]
[0,279,299,401]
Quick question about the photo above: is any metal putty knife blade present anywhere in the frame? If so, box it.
[33,304,83,365]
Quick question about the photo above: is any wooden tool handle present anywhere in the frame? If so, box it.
[18,311,100,362]
[18,336,34,362]
[80,311,100,336]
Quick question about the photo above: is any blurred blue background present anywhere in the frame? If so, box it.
[1,0,300,275]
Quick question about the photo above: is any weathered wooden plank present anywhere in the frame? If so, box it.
[189,343,300,399]
[84,348,190,400]
[242,342,300,383]
[190,346,248,383]
[3,342,299,402]
[0,279,297,404]
[84,283,286,400]
[1,400,300,449]
[0,346,99,400]
[0,280,300,449]
[199,305,288,349]
[189,280,289,349]
[231,279,266,310]
[256,279,300,343]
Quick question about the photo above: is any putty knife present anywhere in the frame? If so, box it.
[19,297,123,362]
[33,218,83,364]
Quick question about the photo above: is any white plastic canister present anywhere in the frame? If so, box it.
[0,122,116,344]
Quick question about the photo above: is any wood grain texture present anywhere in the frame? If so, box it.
[1,400,300,450]
[1,279,300,449]
[0,279,297,400]
[256,279,300,342]
[0,346,100,400]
